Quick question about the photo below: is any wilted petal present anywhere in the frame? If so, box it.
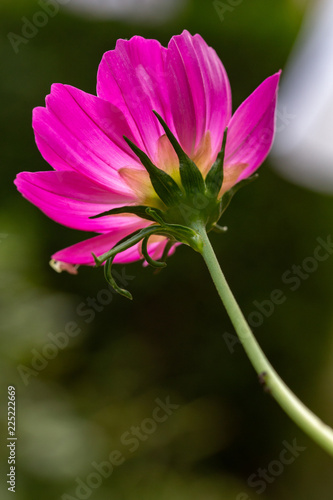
[50,260,79,275]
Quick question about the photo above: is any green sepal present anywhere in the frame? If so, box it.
[123,136,183,207]
[145,207,166,225]
[92,252,101,267]
[220,174,259,215]
[153,240,175,275]
[211,224,228,234]
[142,236,167,268]
[161,223,203,253]
[90,205,164,222]
[205,127,228,198]
[104,257,133,300]
[146,207,203,253]
[153,111,206,197]
[93,226,162,267]
[93,222,202,269]
[160,239,174,263]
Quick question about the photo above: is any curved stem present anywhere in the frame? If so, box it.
[196,224,333,456]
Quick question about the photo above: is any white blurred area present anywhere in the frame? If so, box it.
[61,0,187,23]
[272,0,333,193]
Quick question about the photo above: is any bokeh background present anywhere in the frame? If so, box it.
[1,0,333,498]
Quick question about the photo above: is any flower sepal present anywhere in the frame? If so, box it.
[92,209,204,298]
[90,205,165,222]
[145,208,203,252]
[123,136,183,208]
[153,111,206,198]
[104,256,133,300]
[205,128,228,199]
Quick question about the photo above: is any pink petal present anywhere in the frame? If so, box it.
[33,84,142,195]
[225,72,281,180]
[97,36,170,161]
[166,30,231,158]
[97,30,231,164]
[14,170,137,232]
[51,221,163,266]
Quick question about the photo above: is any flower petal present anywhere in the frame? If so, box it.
[225,72,281,180]
[50,260,79,275]
[166,30,231,159]
[33,84,142,195]
[97,30,231,166]
[14,170,137,232]
[97,35,170,160]
[51,221,164,266]
[156,134,179,175]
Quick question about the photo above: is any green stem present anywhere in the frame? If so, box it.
[197,224,333,456]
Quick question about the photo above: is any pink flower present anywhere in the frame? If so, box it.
[15,30,280,272]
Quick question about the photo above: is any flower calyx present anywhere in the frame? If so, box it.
[92,207,203,299]
[91,112,258,298]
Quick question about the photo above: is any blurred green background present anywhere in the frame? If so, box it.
[1,0,333,498]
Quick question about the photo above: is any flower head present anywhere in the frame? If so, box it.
[15,30,280,296]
